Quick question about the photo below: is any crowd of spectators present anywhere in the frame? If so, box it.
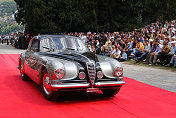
[70,20,176,68]
[1,20,176,68]
[0,32,32,49]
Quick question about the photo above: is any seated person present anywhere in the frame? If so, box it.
[113,47,121,60]
[159,41,171,65]
[120,49,127,61]
[104,48,110,56]
[149,40,162,65]
[110,45,116,58]
[105,38,111,46]
[136,40,151,62]
[134,38,144,59]
[167,42,176,66]
[105,43,112,56]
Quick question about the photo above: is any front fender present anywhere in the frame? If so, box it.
[40,57,79,81]
[97,55,123,78]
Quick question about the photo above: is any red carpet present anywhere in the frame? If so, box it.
[0,54,176,118]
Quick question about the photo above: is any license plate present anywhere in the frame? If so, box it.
[86,88,99,93]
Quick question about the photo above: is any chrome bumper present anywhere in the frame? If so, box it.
[51,83,90,89]
[50,81,125,91]
[94,81,126,87]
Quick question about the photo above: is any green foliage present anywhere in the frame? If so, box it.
[14,0,176,35]
[0,19,24,35]
[0,1,16,17]
[0,1,24,35]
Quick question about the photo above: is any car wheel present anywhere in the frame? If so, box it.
[101,88,120,97]
[20,61,28,81]
[41,69,59,101]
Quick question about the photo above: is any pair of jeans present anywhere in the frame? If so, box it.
[174,57,176,67]
[134,50,143,58]
[137,52,149,62]
[170,55,176,67]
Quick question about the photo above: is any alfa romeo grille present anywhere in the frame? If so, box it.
[87,62,95,84]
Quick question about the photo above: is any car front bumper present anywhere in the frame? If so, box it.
[50,81,126,91]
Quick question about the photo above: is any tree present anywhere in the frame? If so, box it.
[14,0,97,35]
[14,0,176,35]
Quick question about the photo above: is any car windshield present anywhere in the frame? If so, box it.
[40,36,87,52]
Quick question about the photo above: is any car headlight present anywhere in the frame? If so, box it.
[113,67,123,77]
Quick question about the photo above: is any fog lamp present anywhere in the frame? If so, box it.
[97,71,104,79]
[79,72,86,80]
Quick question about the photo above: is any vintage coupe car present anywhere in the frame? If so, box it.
[19,35,125,100]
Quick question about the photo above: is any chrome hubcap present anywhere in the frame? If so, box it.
[43,74,52,95]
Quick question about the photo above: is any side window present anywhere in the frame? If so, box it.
[40,38,62,52]
[30,39,39,52]
[40,38,51,52]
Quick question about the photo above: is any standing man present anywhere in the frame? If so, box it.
[18,32,23,49]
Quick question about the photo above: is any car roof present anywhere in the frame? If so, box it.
[35,35,78,40]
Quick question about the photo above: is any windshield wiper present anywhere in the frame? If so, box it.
[43,47,55,52]
[66,48,76,50]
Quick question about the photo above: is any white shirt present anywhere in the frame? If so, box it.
[145,44,151,51]
[111,49,116,54]
[122,53,127,60]
[115,50,121,55]
[171,46,176,55]
[155,44,163,54]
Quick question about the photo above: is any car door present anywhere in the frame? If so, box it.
[25,38,41,82]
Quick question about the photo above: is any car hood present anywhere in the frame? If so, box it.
[40,50,98,63]
[40,50,122,78]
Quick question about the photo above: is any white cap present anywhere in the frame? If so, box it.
[149,39,153,42]
[170,41,176,44]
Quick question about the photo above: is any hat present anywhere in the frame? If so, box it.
[149,39,153,42]
[169,41,176,44]
[171,37,175,39]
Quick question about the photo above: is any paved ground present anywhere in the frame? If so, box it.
[0,44,26,54]
[0,43,176,92]
[122,63,176,92]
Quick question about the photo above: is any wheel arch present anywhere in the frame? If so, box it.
[18,57,21,70]
[38,65,47,85]
[19,53,25,70]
